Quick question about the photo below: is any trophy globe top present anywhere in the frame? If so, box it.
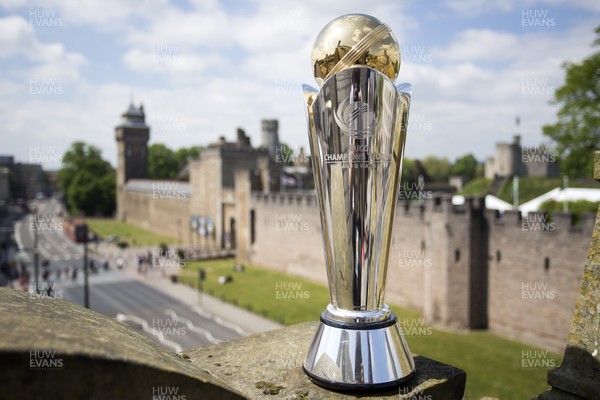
[311,14,400,86]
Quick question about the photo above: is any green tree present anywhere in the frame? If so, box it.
[450,154,479,179]
[422,156,451,183]
[58,142,115,216]
[401,158,419,184]
[148,143,178,179]
[543,25,600,178]
[174,146,202,172]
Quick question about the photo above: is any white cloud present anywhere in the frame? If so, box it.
[0,0,598,169]
[0,15,86,83]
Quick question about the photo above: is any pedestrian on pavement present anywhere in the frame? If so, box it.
[71,267,78,282]
[116,257,124,270]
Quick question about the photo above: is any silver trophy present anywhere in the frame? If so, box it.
[302,14,415,390]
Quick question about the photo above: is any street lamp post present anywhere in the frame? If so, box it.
[32,208,40,294]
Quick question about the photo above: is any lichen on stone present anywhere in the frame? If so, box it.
[255,380,285,395]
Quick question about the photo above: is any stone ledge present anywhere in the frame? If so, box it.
[0,288,244,400]
[189,321,466,399]
[0,287,466,399]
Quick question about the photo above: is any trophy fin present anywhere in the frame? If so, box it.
[302,84,319,107]
[395,82,412,96]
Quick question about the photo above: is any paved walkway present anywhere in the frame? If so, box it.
[88,242,282,336]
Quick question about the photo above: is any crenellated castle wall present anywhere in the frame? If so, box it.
[248,191,593,351]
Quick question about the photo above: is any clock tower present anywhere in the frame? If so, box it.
[115,103,149,220]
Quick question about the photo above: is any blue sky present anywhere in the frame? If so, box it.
[1,0,599,169]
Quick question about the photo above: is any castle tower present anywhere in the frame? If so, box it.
[261,119,280,157]
[115,103,149,220]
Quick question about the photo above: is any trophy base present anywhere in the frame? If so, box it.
[303,311,415,391]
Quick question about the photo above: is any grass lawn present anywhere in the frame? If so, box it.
[85,218,181,247]
[179,258,560,400]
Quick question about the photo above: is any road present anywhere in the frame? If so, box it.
[14,198,242,352]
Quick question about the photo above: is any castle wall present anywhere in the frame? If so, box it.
[122,189,190,244]
[249,193,326,284]
[486,210,593,351]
